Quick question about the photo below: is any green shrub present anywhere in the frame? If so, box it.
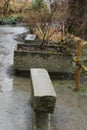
[0,15,23,25]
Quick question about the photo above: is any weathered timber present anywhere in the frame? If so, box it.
[30,68,56,113]
[73,57,87,72]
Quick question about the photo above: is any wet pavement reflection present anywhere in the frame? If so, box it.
[0,26,32,130]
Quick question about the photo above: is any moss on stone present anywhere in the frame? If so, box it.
[33,96,56,113]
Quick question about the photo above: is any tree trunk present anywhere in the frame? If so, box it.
[67,0,87,40]
[3,0,10,15]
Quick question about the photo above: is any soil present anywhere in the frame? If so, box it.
[16,32,76,55]
[18,44,72,54]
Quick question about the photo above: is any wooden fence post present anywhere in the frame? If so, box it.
[75,40,81,91]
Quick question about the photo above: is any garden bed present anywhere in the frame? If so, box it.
[14,43,75,76]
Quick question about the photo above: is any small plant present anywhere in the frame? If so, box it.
[27,0,69,49]
[0,15,23,25]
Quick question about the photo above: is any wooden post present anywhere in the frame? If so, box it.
[75,40,82,91]
[61,31,64,41]
[61,22,64,41]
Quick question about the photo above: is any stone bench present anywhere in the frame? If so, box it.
[30,68,56,130]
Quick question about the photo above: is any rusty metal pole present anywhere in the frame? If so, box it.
[75,40,81,91]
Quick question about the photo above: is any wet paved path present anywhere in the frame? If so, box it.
[53,86,87,130]
[0,26,32,130]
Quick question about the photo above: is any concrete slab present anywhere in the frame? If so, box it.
[25,34,36,42]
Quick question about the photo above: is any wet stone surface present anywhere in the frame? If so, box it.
[33,112,51,130]
[0,26,32,130]
[0,76,32,130]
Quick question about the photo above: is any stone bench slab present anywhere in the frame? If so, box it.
[30,68,56,113]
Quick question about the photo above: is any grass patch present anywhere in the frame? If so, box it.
[52,79,87,94]
[52,80,74,89]
[79,83,87,94]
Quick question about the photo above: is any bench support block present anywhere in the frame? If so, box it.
[32,111,51,130]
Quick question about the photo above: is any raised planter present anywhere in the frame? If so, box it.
[14,44,74,75]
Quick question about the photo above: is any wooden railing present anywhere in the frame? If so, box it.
[73,39,87,91]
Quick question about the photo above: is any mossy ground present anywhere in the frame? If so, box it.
[52,79,87,95]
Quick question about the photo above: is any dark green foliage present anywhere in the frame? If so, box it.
[31,0,44,10]
[0,15,23,25]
